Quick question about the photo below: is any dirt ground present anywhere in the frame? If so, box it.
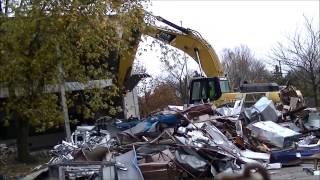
[269,164,319,180]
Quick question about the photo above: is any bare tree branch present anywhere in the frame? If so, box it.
[221,45,270,89]
[270,15,320,106]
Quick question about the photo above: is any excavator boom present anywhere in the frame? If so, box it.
[117,13,224,88]
[145,25,224,77]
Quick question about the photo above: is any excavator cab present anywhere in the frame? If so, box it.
[219,77,232,93]
[189,77,222,104]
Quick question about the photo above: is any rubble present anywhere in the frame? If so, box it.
[30,93,320,180]
[0,143,15,165]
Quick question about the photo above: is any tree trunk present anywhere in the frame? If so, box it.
[0,0,3,14]
[4,0,9,15]
[16,117,31,162]
[310,74,319,107]
[312,83,319,107]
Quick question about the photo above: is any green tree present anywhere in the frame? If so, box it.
[0,0,146,162]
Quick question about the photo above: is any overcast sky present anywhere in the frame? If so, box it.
[135,0,320,76]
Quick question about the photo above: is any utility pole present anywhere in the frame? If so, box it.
[57,46,71,142]
[59,66,71,142]
[278,60,282,77]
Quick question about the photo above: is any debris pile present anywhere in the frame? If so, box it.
[40,86,320,180]
[0,143,15,164]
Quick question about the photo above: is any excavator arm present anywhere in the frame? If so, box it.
[117,13,224,89]
[145,26,224,76]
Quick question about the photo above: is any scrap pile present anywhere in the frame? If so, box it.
[0,144,15,165]
[43,86,320,180]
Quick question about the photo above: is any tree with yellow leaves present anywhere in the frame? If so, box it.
[0,0,146,162]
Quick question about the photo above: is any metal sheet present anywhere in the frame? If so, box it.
[175,150,207,172]
[115,150,144,180]
[249,121,301,148]
[76,126,95,132]
[305,112,320,130]
[240,150,270,161]
[216,107,233,116]
[204,123,241,158]
[251,97,279,122]
[123,122,148,136]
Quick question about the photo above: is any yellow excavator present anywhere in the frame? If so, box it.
[0,11,285,109]
[117,12,282,107]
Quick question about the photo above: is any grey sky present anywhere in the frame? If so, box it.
[136,0,319,76]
